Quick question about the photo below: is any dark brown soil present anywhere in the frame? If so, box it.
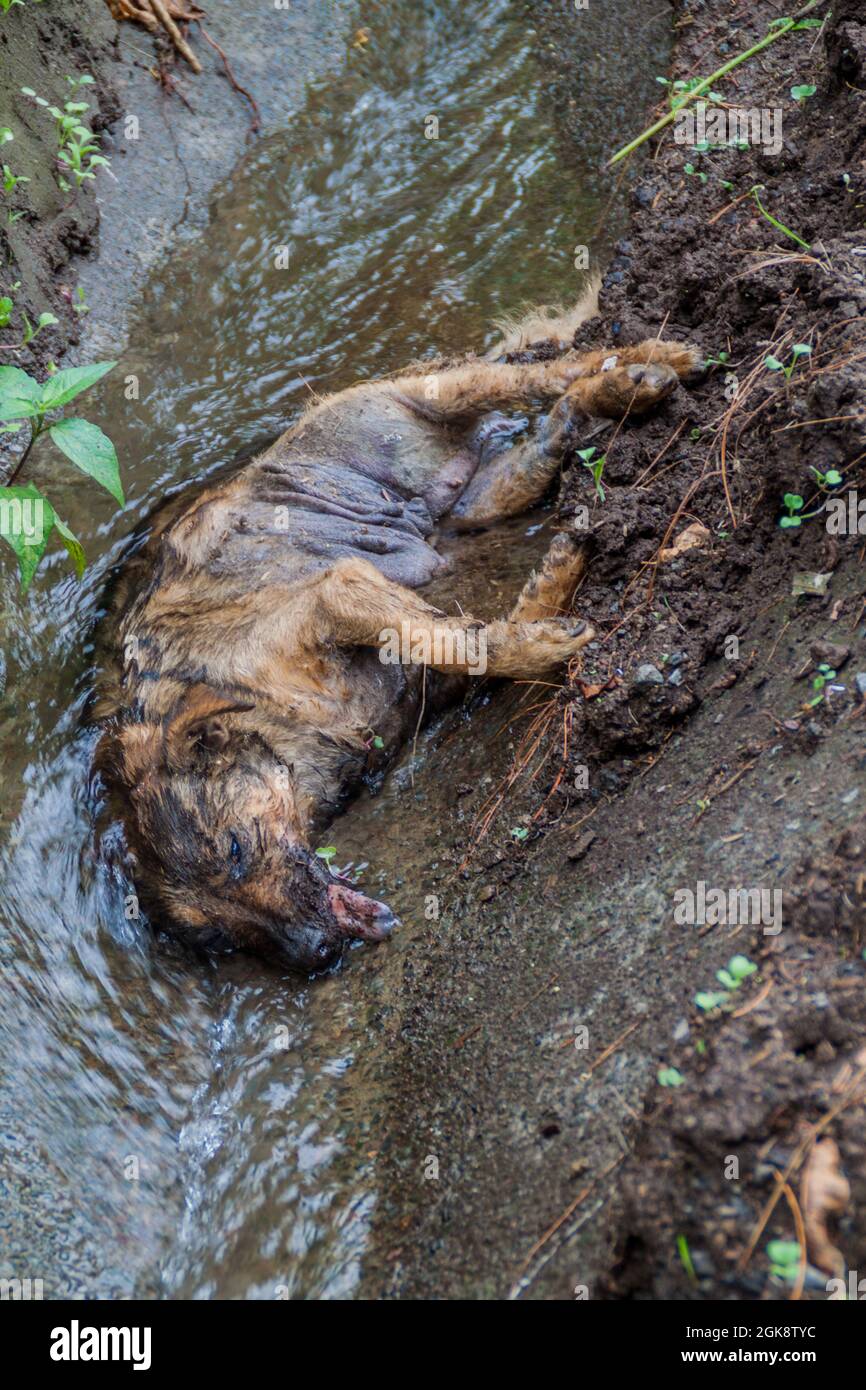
[359,0,866,1300]
[0,0,119,384]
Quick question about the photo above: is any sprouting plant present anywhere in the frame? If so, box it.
[764,343,812,381]
[510,826,529,842]
[2,164,29,194]
[703,349,729,368]
[0,361,121,590]
[71,286,89,316]
[677,1235,697,1285]
[0,297,12,328]
[807,663,836,708]
[810,465,842,490]
[315,845,338,866]
[750,184,811,251]
[715,954,757,991]
[657,1066,684,1087]
[656,76,723,112]
[766,1240,802,1283]
[690,427,703,442]
[684,161,708,185]
[57,125,110,190]
[780,492,805,528]
[576,446,606,502]
[791,84,817,102]
[696,956,757,1012]
[20,80,110,191]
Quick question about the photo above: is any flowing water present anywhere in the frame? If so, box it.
[0,0,668,1297]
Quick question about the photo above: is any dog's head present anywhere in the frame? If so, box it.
[102,683,396,972]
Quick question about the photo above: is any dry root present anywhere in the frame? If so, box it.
[107,0,204,73]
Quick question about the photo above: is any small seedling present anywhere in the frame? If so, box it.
[315,845,338,866]
[696,956,757,1012]
[790,84,817,102]
[703,349,729,367]
[510,826,529,842]
[780,492,805,528]
[657,1066,684,1087]
[810,465,842,490]
[576,446,606,502]
[716,954,758,990]
[764,343,812,381]
[807,663,836,707]
[656,76,723,112]
[766,1240,802,1283]
[677,1234,697,1284]
[684,161,708,185]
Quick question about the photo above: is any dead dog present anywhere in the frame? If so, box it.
[94,292,700,971]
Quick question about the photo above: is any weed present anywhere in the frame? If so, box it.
[0,360,121,589]
[807,663,836,707]
[764,342,812,380]
[696,955,757,1012]
[766,1240,802,1283]
[790,83,817,102]
[20,77,110,191]
[576,446,606,502]
[657,1066,685,1087]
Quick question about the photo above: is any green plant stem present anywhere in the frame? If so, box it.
[751,186,811,250]
[608,0,823,167]
[3,419,40,488]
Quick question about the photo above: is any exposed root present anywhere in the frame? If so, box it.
[108,0,204,74]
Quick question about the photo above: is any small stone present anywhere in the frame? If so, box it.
[633,663,664,688]
[668,668,685,687]
[810,639,851,669]
[478,884,496,903]
[672,1017,690,1042]
[855,673,866,700]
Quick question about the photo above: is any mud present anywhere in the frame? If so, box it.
[353,0,866,1299]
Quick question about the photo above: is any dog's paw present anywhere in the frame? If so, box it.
[529,616,595,664]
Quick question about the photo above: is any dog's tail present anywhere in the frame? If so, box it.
[486,272,601,358]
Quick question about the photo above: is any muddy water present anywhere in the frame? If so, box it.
[0,1,669,1297]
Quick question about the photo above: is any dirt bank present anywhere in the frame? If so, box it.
[357,0,866,1299]
[0,0,118,379]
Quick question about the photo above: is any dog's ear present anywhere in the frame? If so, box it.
[164,683,255,771]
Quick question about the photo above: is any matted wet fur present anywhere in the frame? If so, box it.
[94,299,700,972]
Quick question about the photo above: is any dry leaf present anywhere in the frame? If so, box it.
[800,1137,849,1276]
[658,521,711,564]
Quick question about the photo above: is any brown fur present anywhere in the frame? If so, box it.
[94,325,700,971]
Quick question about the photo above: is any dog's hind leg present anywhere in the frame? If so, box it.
[509,533,588,623]
[307,556,594,678]
[389,358,588,423]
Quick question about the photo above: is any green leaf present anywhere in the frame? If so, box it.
[791,343,812,358]
[0,482,54,592]
[38,360,115,411]
[695,990,729,1012]
[52,513,86,580]
[0,364,42,421]
[791,84,817,101]
[783,493,804,511]
[764,355,784,371]
[766,1240,801,1267]
[48,417,124,505]
[780,515,802,528]
[825,470,842,486]
[657,1066,684,1087]
[728,955,757,982]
